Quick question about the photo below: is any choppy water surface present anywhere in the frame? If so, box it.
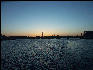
[1,39,93,70]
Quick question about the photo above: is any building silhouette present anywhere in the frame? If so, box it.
[83,31,93,39]
[42,32,43,37]
[1,31,93,40]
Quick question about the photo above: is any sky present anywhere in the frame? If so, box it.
[1,1,93,36]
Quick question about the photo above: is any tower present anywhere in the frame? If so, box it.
[42,32,43,37]
[81,33,82,36]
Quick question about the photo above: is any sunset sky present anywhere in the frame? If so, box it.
[1,1,93,37]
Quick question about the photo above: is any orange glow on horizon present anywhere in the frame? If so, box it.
[2,32,81,37]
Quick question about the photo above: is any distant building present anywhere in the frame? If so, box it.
[9,36,28,39]
[41,32,44,39]
[81,33,82,36]
[1,34,9,40]
[42,32,43,37]
[36,36,40,39]
[1,34,3,39]
[83,31,93,39]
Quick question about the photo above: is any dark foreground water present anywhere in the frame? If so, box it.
[1,39,93,70]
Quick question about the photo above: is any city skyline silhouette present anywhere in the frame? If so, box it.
[1,2,93,70]
[1,1,93,37]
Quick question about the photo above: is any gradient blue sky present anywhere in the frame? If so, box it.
[1,1,93,36]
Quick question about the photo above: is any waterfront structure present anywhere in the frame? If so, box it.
[83,31,93,39]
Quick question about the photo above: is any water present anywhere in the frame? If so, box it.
[1,39,93,70]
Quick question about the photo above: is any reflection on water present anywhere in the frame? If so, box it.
[1,39,93,70]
